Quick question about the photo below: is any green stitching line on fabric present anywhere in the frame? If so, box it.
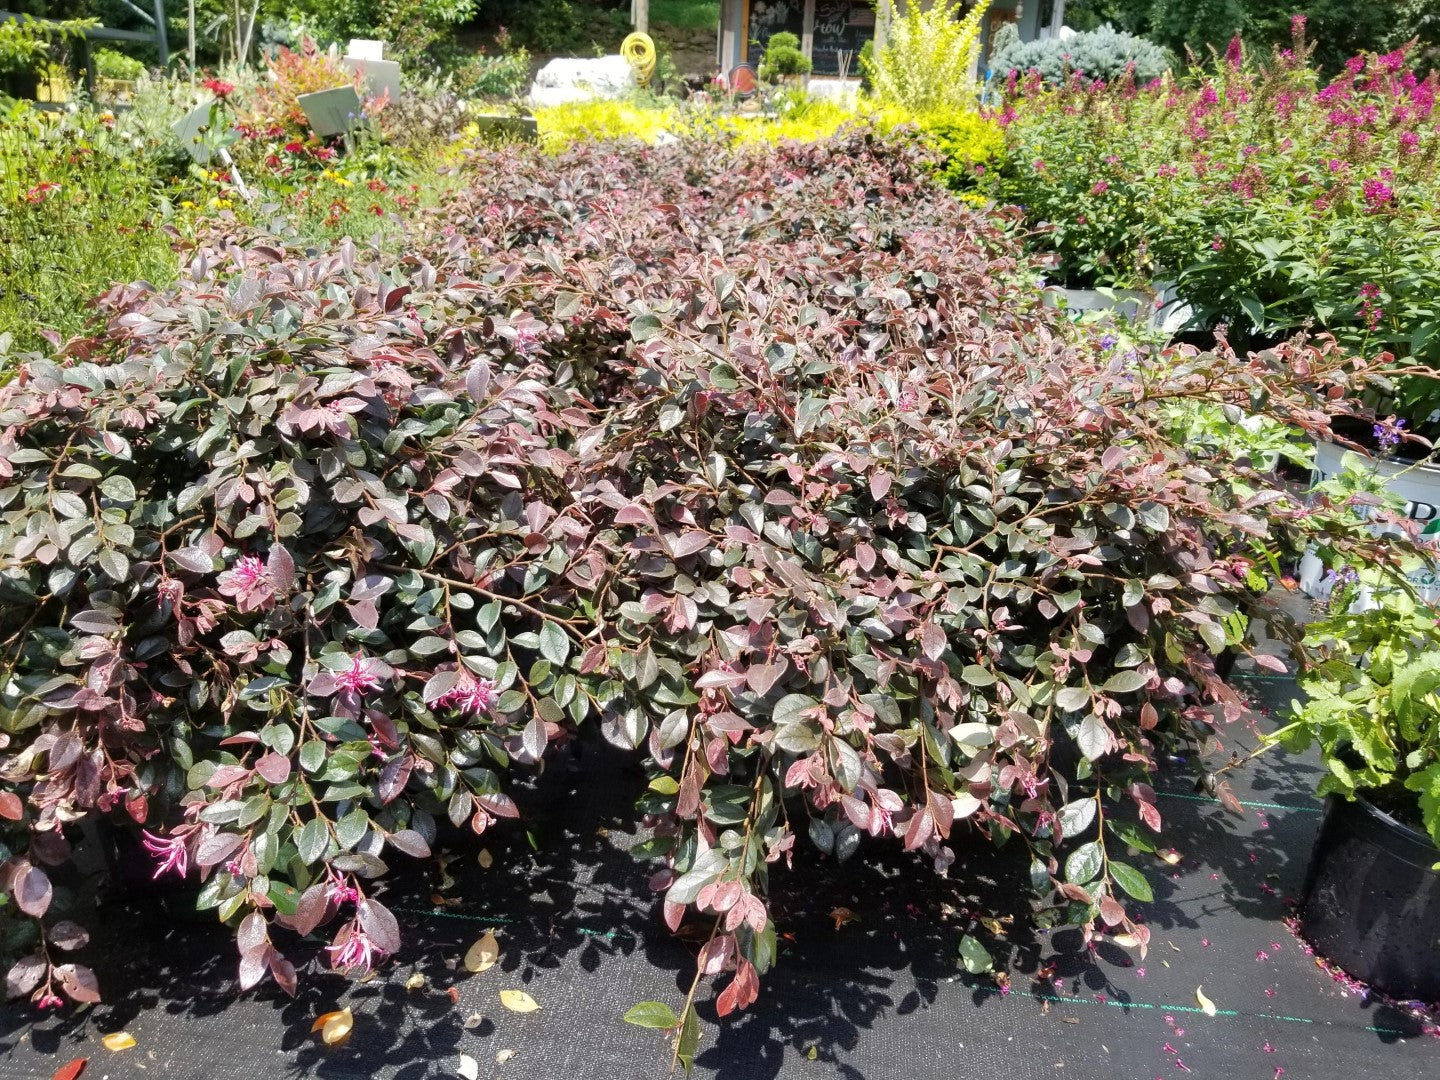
[395,906,637,942]
[1156,790,1322,814]
[978,986,1411,1036]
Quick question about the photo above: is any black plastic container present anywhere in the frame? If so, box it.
[1300,795,1440,1001]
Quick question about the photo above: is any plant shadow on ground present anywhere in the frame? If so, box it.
[3,703,1423,1077]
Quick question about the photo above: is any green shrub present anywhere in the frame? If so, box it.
[866,0,990,114]
[989,23,1172,84]
[758,31,812,83]
[92,48,146,82]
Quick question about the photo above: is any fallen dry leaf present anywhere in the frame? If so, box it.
[478,849,494,869]
[463,1012,485,1030]
[101,1033,136,1052]
[311,1010,345,1033]
[447,985,460,1005]
[1196,986,1217,1016]
[499,989,539,1013]
[51,1059,86,1080]
[320,1007,354,1047]
[405,973,427,992]
[496,1049,517,1064]
[465,930,500,974]
[458,1052,479,1080]
[829,906,858,930]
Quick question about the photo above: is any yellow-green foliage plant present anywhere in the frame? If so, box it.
[866,0,991,114]
[533,101,678,152]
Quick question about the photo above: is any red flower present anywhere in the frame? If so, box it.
[202,77,236,99]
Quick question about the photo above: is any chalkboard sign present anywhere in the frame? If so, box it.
[811,0,875,76]
[745,0,806,67]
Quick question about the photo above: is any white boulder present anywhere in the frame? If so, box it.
[529,56,636,106]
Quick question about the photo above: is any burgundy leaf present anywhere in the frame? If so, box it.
[386,829,431,859]
[5,954,45,999]
[15,865,51,918]
[356,899,401,954]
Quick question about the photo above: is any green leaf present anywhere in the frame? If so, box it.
[960,664,996,687]
[959,934,993,974]
[1056,798,1096,838]
[1106,819,1156,853]
[624,1001,680,1029]
[1065,841,1103,885]
[647,775,680,795]
[631,313,664,342]
[1055,686,1090,712]
[296,818,328,865]
[335,808,369,850]
[1109,861,1154,903]
[299,740,326,774]
[1102,670,1147,694]
[1076,715,1110,761]
[539,621,570,667]
[675,1001,700,1076]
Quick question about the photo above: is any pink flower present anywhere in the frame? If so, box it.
[217,555,273,612]
[141,829,190,879]
[326,921,384,974]
[335,655,384,696]
[202,77,236,99]
[1225,36,1243,70]
[37,992,64,1009]
[1090,180,1110,195]
[429,671,498,715]
[325,868,360,906]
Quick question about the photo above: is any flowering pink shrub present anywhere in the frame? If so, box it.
[990,25,1440,423]
[0,129,1408,1057]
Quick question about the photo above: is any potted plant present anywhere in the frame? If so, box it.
[1271,569,1440,1000]
[0,18,50,100]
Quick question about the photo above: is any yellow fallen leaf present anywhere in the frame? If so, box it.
[1196,986,1217,1016]
[1159,849,1182,865]
[310,1009,345,1033]
[101,1033,136,1052]
[478,849,494,869]
[499,989,540,1013]
[321,1007,354,1047]
[405,972,427,992]
[465,930,500,974]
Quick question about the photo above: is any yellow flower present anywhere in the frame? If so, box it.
[179,200,196,209]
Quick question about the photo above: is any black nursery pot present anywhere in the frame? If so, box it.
[1300,794,1440,1001]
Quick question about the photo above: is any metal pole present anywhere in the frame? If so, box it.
[152,0,169,65]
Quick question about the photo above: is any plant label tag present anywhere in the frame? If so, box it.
[469,113,540,143]
[341,57,401,104]
[173,100,224,164]
[347,38,386,61]
[297,86,365,138]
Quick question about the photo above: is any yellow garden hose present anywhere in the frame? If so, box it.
[621,32,657,86]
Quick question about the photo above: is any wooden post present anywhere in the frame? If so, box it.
[633,0,649,34]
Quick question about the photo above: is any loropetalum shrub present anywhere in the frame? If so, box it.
[988,22,1172,85]
[0,127,1402,1062]
[988,24,1440,422]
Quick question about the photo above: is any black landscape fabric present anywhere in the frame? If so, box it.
[2,673,1437,1080]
